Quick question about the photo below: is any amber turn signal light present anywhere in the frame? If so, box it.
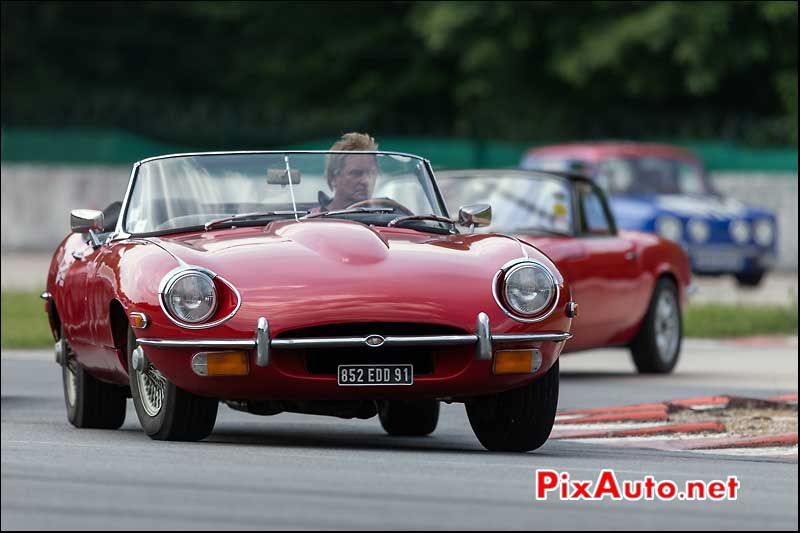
[493,349,542,375]
[192,351,250,377]
[129,312,149,329]
[566,301,579,318]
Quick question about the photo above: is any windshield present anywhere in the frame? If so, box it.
[123,152,446,234]
[525,155,712,196]
[438,173,574,235]
[594,157,712,195]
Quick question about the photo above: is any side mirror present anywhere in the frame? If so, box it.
[70,209,104,233]
[458,204,492,230]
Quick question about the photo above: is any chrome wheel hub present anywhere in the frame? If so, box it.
[136,358,167,417]
[654,291,680,364]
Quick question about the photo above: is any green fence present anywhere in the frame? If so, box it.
[0,127,190,165]
[1,127,797,172]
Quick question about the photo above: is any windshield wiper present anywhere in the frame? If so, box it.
[204,211,308,231]
[387,214,457,233]
[304,207,395,219]
[513,226,572,238]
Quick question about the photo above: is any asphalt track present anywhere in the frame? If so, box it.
[2,341,797,530]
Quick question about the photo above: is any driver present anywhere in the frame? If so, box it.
[321,132,380,211]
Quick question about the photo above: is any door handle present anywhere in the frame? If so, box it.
[625,250,639,261]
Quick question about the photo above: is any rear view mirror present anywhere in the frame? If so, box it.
[70,209,104,233]
[267,168,301,185]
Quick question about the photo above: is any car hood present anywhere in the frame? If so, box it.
[612,194,773,221]
[147,219,555,334]
[152,219,530,272]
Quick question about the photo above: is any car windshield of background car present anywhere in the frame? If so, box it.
[440,175,574,235]
[595,157,710,196]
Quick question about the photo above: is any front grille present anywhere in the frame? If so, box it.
[276,323,466,376]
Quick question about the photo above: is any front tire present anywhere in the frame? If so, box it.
[378,400,439,436]
[735,270,765,287]
[630,277,682,374]
[465,360,559,452]
[127,327,218,441]
[61,331,127,429]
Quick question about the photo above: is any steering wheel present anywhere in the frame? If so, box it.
[347,197,414,216]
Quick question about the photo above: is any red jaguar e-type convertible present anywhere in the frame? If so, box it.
[42,151,686,452]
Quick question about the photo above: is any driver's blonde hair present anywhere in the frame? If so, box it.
[326,132,378,189]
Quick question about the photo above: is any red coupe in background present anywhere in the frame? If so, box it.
[437,169,692,370]
[45,151,574,452]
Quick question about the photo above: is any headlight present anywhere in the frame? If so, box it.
[163,270,218,324]
[729,220,751,244]
[754,219,774,246]
[502,262,557,319]
[687,219,710,243]
[656,216,683,242]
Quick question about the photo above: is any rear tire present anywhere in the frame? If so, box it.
[735,270,765,287]
[378,400,439,436]
[630,278,682,374]
[61,330,127,430]
[465,360,559,452]
[127,327,218,441]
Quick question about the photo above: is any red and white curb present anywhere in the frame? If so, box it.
[724,336,798,348]
[552,393,798,459]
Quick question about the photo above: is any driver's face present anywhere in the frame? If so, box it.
[331,154,378,206]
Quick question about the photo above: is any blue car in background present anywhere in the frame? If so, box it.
[522,142,777,286]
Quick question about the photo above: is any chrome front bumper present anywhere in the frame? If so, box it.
[137,312,573,368]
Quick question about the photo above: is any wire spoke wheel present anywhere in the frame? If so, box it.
[136,363,168,417]
[654,290,680,364]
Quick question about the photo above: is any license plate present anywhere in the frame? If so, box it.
[691,247,745,271]
[337,365,413,386]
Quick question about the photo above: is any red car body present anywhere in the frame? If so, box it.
[46,221,572,400]
[522,231,689,352]
[523,142,701,166]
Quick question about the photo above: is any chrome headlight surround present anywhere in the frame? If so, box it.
[162,269,218,324]
[157,266,241,329]
[753,219,774,247]
[492,260,560,323]
[729,220,751,244]
[656,216,683,242]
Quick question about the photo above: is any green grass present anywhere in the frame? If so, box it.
[0,291,797,349]
[1,291,54,349]
[683,303,798,338]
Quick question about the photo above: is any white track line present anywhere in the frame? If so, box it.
[554,421,669,431]
[691,445,798,457]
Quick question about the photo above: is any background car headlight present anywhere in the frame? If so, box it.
[164,271,218,324]
[687,219,710,243]
[656,216,683,242]
[754,219,774,246]
[502,263,557,318]
[729,220,751,244]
